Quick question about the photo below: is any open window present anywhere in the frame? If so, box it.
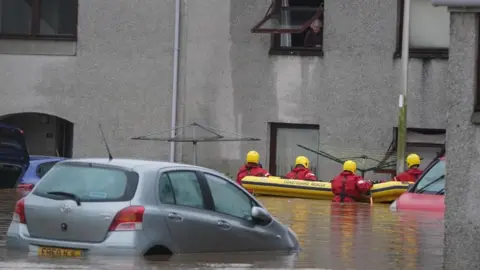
[251,0,324,56]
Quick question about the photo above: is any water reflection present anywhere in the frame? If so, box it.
[0,191,443,269]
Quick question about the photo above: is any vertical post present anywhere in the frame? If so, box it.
[169,0,181,162]
[397,0,411,174]
[193,142,197,165]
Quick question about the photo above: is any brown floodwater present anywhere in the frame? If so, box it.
[0,191,444,269]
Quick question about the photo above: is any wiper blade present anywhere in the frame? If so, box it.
[47,191,81,206]
[417,175,445,194]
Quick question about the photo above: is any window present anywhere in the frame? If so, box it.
[475,18,480,117]
[413,159,445,194]
[159,171,205,209]
[251,0,324,56]
[35,161,60,178]
[395,0,450,59]
[158,173,175,204]
[33,163,139,201]
[392,127,446,170]
[0,0,77,40]
[269,123,320,176]
[204,173,255,220]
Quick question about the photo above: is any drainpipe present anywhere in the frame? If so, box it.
[396,0,410,174]
[169,0,181,162]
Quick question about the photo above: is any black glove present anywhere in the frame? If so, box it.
[367,179,382,184]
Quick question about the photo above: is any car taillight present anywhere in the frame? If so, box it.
[13,198,26,224]
[108,206,145,231]
[17,184,34,191]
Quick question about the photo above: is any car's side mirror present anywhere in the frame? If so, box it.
[251,206,272,225]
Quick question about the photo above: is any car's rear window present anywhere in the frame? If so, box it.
[33,162,139,202]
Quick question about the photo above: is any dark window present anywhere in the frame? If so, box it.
[158,171,205,209]
[476,18,480,114]
[251,0,324,56]
[33,162,139,202]
[35,160,60,178]
[394,0,449,59]
[0,0,77,40]
[204,173,256,220]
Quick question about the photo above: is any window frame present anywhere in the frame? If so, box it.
[251,0,324,57]
[269,122,320,176]
[0,0,78,41]
[155,169,213,210]
[394,0,449,59]
[475,16,480,117]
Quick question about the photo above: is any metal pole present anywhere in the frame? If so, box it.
[169,0,181,162]
[192,126,197,165]
[193,142,197,165]
[396,0,411,174]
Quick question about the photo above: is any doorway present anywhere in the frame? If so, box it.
[0,113,74,157]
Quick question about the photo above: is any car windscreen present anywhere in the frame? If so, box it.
[32,162,139,202]
[413,159,446,194]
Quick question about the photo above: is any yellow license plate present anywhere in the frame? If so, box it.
[38,246,83,257]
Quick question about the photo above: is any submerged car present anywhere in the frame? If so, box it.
[7,158,299,257]
[16,156,67,196]
[0,123,30,189]
[390,156,445,213]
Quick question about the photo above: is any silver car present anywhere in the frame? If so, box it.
[6,158,299,257]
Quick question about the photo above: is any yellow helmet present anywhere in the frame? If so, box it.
[246,150,260,164]
[343,160,356,173]
[406,154,420,168]
[295,156,310,168]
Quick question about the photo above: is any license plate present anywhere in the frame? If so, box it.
[37,246,83,257]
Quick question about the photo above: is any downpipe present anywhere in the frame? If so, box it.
[169,0,181,162]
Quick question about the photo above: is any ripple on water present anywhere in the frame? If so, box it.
[0,191,444,269]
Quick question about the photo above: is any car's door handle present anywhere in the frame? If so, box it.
[167,212,183,222]
[217,220,231,230]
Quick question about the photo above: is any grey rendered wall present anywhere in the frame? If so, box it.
[179,0,448,178]
[444,13,480,270]
[0,0,176,160]
[0,0,448,178]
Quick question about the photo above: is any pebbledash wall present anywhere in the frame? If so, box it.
[438,2,480,269]
[0,0,448,179]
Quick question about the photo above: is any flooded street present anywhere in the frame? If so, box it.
[0,191,444,269]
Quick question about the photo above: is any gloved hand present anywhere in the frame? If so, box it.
[367,179,383,185]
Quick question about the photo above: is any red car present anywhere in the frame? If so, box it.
[390,156,445,213]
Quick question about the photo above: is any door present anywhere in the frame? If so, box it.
[270,123,320,177]
[202,173,286,252]
[156,170,222,253]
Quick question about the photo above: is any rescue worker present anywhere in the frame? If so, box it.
[331,160,373,202]
[236,150,270,185]
[285,156,317,181]
[394,153,423,182]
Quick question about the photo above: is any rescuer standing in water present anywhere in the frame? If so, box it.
[236,150,271,185]
[331,160,373,202]
[394,153,423,182]
[285,156,317,181]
